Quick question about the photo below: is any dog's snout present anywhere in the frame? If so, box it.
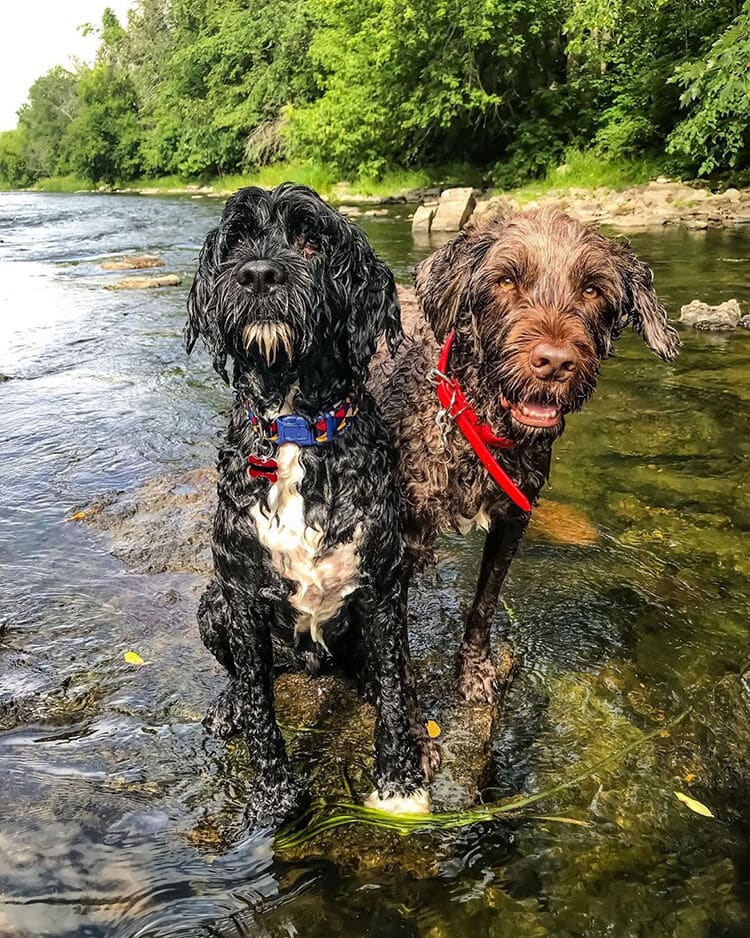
[235,259,287,294]
[529,341,578,382]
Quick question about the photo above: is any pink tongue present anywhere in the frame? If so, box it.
[527,403,557,418]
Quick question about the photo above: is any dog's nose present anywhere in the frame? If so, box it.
[234,259,287,293]
[529,342,578,381]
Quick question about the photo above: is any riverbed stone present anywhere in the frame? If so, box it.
[101,255,165,271]
[467,180,750,231]
[431,187,476,231]
[679,299,742,331]
[76,464,531,873]
[738,315,750,330]
[74,457,602,874]
[411,203,436,233]
[109,273,182,290]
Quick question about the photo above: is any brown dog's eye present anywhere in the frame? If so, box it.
[583,285,599,299]
[498,276,515,292]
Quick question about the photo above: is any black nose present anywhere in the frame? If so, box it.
[234,259,287,294]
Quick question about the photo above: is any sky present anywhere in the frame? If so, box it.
[0,0,134,131]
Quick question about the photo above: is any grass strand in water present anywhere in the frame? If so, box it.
[275,709,688,851]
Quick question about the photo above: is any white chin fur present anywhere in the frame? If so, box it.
[365,788,431,815]
[242,321,293,365]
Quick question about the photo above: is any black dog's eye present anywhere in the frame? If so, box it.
[301,236,321,258]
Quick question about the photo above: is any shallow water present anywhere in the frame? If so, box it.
[1,191,749,937]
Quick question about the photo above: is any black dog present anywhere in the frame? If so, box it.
[185,184,434,827]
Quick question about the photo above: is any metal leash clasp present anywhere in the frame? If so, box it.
[434,383,466,449]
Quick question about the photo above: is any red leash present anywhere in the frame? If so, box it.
[432,331,532,513]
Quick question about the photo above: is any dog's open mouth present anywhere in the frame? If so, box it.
[242,321,293,366]
[501,394,562,429]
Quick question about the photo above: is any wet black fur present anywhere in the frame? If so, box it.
[185,184,427,827]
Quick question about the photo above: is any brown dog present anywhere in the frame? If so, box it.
[373,208,680,703]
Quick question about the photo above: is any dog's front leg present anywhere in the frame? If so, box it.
[223,590,305,829]
[458,513,529,704]
[358,582,432,814]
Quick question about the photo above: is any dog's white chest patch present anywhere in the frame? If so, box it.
[455,504,492,535]
[250,444,361,644]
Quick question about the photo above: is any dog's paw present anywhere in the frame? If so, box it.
[365,788,431,816]
[203,688,243,739]
[457,650,496,704]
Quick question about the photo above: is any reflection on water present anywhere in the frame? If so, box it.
[1,192,749,937]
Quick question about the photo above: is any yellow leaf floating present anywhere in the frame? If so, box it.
[675,791,714,818]
[426,720,442,739]
[68,511,87,522]
[123,650,146,666]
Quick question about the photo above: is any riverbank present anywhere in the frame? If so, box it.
[20,170,750,234]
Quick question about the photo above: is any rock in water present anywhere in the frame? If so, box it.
[77,466,519,875]
[679,299,742,331]
[109,273,182,290]
[431,187,476,232]
[411,203,437,234]
[528,499,598,546]
[101,255,165,271]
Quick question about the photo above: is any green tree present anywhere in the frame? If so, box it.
[131,0,316,177]
[61,9,143,184]
[0,129,33,188]
[62,63,143,184]
[284,0,565,177]
[667,2,750,175]
[17,66,79,178]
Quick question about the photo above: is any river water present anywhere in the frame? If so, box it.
[0,191,749,937]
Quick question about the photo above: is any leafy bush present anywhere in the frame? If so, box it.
[5,0,750,189]
[667,4,750,175]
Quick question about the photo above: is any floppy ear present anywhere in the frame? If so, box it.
[348,246,403,378]
[185,228,229,382]
[620,251,681,362]
[413,231,475,341]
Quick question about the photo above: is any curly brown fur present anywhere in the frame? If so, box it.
[372,208,679,702]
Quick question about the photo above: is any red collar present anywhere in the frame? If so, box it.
[432,331,532,513]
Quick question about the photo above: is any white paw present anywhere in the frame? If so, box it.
[364,788,431,815]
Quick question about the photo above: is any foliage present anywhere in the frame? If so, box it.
[16,66,79,178]
[63,63,143,185]
[0,129,32,189]
[667,3,750,176]
[506,148,663,202]
[284,0,565,177]
[1,0,749,189]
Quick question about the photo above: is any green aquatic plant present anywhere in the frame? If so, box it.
[275,710,689,851]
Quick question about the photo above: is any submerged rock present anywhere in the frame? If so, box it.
[108,273,182,290]
[79,467,215,575]
[101,255,165,271]
[679,298,742,331]
[528,499,598,546]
